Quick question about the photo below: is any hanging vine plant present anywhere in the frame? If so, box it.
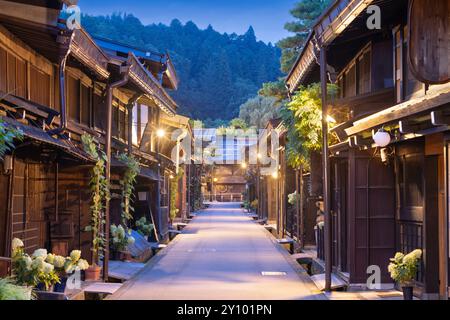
[81,134,109,264]
[0,117,23,159]
[117,153,140,227]
[280,83,340,170]
[170,167,184,222]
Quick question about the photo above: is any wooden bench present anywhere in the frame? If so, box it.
[108,261,145,282]
[277,238,295,254]
[83,282,123,300]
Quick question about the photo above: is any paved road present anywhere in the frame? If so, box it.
[110,203,325,300]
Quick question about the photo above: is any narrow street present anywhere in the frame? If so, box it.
[110,203,324,300]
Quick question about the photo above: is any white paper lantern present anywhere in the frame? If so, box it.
[373,129,391,147]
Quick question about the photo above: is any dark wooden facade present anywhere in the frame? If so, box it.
[286,0,449,298]
[0,1,186,275]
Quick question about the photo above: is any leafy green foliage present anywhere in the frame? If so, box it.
[0,117,23,159]
[258,79,288,102]
[277,0,332,73]
[281,83,338,169]
[110,224,135,253]
[0,278,32,300]
[117,153,140,226]
[238,96,282,129]
[135,217,154,237]
[388,249,422,285]
[228,118,248,130]
[81,134,109,264]
[82,15,282,122]
[170,168,185,222]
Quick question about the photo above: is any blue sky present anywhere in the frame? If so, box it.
[77,0,297,44]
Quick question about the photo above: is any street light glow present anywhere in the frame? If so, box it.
[272,171,278,179]
[326,115,337,123]
[156,129,166,138]
[241,162,247,169]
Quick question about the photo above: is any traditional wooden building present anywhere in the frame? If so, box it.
[286,0,449,299]
[0,0,185,280]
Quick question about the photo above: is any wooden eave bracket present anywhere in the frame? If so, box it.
[431,110,450,126]
[348,135,371,148]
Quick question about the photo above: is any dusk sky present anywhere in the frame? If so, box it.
[77,0,298,44]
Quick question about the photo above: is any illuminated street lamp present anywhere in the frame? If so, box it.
[373,128,391,147]
[241,162,247,169]
[326,115,337,124]
[156,128,166,138]
[272,171,279,179]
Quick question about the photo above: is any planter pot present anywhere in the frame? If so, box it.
[54,276,67,293]
[35,283,54,292]
[402,286,414,300]
[84,265,102,281]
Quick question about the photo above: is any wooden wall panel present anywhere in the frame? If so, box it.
[0,46,6,93]
[30,65,50,106]
[0,168,9,257]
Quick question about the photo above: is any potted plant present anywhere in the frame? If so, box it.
[82,134,109,281]
[388,249,422,300]
[110,224,135,261]
[11,239,60,292]
[135,217,154,242]
[49,250,89,293]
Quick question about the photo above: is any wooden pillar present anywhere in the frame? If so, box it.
[320,47,332,292]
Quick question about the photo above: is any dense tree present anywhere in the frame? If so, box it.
[238,96,281,129]
[277,0,332,73]
[81,14,281,122]
[258,79,289,102]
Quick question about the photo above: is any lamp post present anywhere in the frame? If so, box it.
[320,47,332,293]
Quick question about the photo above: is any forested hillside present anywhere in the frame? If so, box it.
[81,14,282,123]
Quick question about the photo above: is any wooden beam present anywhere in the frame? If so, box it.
[399,119,432,134]
[0,0,60,26]
[346,90,450,136]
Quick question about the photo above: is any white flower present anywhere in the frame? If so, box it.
[77,259,89,271]
[53,256,66,269]
[411,249,422,260]
[110,225,117,234]
[12,238,24,251]
[43,262,54,274]
[23,256,33,270]
[46,253,55,264]
[127,236,135,245]
[117,225,125,237]
[32,256,45,271]
[32,249,48,260]
[70,250,81,262]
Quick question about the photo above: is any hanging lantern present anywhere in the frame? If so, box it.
[373,128,391,147]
